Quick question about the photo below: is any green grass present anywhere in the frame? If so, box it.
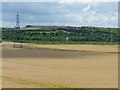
[4,40,118,45]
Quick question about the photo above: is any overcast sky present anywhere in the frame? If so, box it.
[2,1,118,28]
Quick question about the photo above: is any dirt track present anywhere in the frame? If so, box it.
[2,42,118,88]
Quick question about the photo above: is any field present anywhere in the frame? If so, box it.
[2,42,118,88]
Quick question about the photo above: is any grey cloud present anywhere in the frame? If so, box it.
[2,2,118,27]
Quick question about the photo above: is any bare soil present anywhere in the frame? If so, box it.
[2,42,118,88]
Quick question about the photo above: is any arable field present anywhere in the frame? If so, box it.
[2,42,118,88]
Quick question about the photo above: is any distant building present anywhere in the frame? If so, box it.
[66,37,69,41]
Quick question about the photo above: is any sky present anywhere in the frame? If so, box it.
[1,1,119,28]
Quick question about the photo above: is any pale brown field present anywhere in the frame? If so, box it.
[2,42,118,88]
[0,43,2,89]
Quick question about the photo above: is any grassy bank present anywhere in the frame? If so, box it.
[3,40,119,45]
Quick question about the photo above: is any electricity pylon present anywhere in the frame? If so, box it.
[13,13,23,48]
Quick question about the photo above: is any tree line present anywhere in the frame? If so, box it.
[2,26,120,44]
